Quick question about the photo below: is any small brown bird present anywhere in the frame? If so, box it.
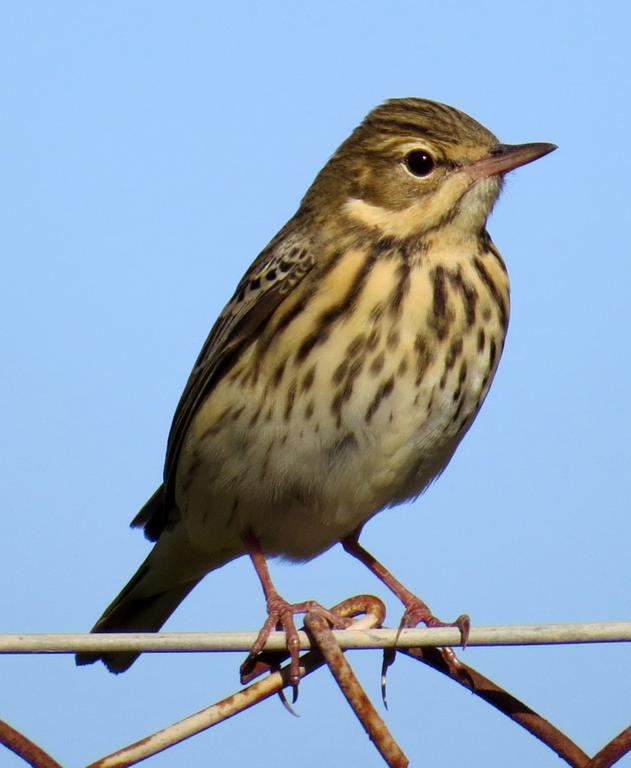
[76,98,555,682]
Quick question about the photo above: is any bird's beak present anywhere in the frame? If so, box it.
[467,142,557,179]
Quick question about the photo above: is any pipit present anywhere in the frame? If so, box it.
[76,98,555,686]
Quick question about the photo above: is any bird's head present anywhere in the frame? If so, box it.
[303,98,555,240]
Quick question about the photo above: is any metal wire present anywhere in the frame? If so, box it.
[2,622,631,654]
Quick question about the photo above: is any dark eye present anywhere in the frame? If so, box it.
[404,150,435,177]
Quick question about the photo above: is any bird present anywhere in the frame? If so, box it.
[76,97,556,684]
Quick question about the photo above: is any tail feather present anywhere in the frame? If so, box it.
[78,487,241,673]
[76,566,203,673]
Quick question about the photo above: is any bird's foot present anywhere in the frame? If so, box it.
[240,590,350,698]
[404,600,469,673]
[400,599,470,647]
[381,599,470,705]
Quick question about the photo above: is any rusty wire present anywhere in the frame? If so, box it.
[304,611,408,768]
[85,595,386,768]
[0,719,62,768]
[2,594,631,768]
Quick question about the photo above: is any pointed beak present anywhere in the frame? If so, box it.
[468,142,557,179]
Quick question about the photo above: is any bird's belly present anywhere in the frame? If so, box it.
[178,342,499,561]
[177,259,504,560]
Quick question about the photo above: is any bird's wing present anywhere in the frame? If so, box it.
[163,219,314,502]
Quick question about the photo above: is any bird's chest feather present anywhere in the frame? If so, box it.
[178,246,508,558]
[298,251,506,503]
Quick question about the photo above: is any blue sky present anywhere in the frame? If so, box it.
[1,2,630,766]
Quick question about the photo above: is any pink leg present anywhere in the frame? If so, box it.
[242,531,348,691]
[342,532,469,663]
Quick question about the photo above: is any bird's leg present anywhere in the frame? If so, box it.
[241,531,348,696]
[342,531,469,685]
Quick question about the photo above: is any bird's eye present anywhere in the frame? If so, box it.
[404,150,435,177]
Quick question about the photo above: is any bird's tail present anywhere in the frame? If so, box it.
[75,565,202,673]
[76,510,236,673]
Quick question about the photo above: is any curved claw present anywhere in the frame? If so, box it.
[455,614,470,649]
[278,686,301,716]
[380,648,396,709]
